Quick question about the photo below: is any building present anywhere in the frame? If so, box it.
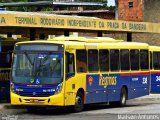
[41,10,115,20]
[118,0,143,21]
[116,0,160,45]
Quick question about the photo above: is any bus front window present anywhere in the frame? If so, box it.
[12,52,63,85]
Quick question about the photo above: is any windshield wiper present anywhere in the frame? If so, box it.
[40,52,52,66]
[33,53,52,76]
[24,52,33,66]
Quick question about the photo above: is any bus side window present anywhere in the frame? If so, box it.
[140,50,149,70]
[110,49,120,71]
[153,52,160,70]
[88,50,98,72]
[66,52,75,79]
[130,49,140,70]
[120,49,130,71]
[99,49,109,72]
[76,50,87,73]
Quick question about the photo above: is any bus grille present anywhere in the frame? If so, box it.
[17,92,54,97]
[15,87,55,97]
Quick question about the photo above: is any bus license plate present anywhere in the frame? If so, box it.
[30,99,39,103]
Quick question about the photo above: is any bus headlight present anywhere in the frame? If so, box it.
[55,83,63,95]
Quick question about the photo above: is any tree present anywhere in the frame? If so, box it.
[108,5,116,12]
[78,0,108,10]
[0,0,53,11]
[0,0,116,12]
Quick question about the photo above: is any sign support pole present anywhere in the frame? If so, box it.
[127,32,132,42]
[30,28,36,40]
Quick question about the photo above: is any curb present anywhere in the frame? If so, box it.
[128,94,160,101]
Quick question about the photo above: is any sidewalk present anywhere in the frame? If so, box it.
[0,103,9,109]
[135,94,160,100]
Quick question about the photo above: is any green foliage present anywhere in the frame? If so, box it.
[0,0,52,11]
[108,5,116,12]
[77,0,108,10]
[0,0,27,2]
[0,0,116,12]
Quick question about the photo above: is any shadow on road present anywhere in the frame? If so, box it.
[2,103,152,116]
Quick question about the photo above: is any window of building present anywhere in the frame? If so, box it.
[120,50,130,71]
[88,50,98,72]
[140,50,149,70]
[110,49,120,71]
[130,50,139,70]
[128,1,133,8]
[76,50,87,73]
[153,52,160,70]
[99,50,109,72]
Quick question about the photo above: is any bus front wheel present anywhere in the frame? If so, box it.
[73,91,84,112]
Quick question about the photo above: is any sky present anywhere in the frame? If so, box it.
[107,0,115,6]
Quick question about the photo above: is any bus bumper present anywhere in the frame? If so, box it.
[10,92,65,106]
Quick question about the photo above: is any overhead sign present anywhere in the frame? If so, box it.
[0,12,159,33]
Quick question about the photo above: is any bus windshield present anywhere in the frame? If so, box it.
[12,52,63,85]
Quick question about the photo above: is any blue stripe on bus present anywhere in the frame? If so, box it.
[12,84,58,97]
[151,72,160,93]
[85,73,149,104]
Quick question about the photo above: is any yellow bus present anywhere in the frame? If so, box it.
[10,37,150,112]
[149,46,160,93]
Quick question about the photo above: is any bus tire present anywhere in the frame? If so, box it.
[73,91,84,112]
[110,87,127,107]
[119,87,127,106]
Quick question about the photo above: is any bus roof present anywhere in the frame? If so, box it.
[48,37,123,43]
[15,37,149,50]
[149,46,160,51]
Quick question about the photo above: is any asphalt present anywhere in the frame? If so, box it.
[0,94,160,110]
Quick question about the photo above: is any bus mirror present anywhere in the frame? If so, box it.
[69,54,73,64]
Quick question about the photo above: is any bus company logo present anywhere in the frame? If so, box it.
[88,76,93,86]
[99,75,117,88]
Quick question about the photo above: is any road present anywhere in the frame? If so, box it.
[0,95,160,120]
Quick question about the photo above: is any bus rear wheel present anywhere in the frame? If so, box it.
[110,87,127,107]
[119,87,127,106]
[73,91,84,112]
